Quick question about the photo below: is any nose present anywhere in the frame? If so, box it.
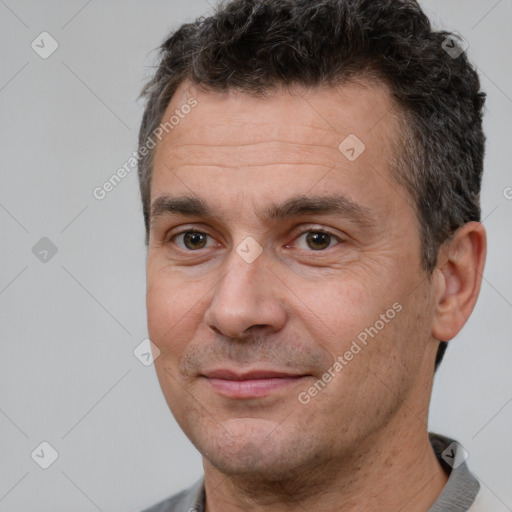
[204,248,287,339]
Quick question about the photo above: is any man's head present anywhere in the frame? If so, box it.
[139,0,486,486]
[139,0,486,371]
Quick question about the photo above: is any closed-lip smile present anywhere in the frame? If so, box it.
[201,368,309,399]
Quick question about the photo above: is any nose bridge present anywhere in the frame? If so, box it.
[213,246,266,315]
[205,245,286,338]
[225,256,259,303]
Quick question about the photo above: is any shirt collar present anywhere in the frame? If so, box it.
[428,432,480,512]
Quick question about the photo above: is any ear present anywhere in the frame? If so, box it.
[431,221,487,342]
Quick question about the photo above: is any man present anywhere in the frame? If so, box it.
[137,0,495,510]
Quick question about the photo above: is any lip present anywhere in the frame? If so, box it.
[201,368,308,399]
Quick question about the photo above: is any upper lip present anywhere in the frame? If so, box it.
[202,368,307,380]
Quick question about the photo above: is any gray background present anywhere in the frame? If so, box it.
[1,1,511,511]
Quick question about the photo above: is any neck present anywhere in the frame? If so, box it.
[203,400,448,512]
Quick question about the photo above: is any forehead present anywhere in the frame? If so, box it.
[156,79,397,154]
[151,80,407,219]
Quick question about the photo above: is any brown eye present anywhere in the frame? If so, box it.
[180,232,209,250]
[305,231,333,250]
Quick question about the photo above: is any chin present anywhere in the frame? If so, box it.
[194,418,319,480]
[206,448,299,481]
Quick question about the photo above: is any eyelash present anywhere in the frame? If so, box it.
[168,228,343,252]
[293,229,342,251]
[167,230,217,250]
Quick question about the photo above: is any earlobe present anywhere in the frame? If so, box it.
[431,222,487,342]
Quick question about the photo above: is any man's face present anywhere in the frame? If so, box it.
[146,81,439,478]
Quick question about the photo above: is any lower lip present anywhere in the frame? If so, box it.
[205,376,306,399]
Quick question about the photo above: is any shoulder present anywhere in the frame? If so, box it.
[140,478,205,512]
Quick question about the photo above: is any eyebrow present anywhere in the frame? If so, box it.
[150,194,375,227]
[150,195,211,226]
[262,195,374,225]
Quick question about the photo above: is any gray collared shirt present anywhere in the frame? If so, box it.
[142,433,487,512]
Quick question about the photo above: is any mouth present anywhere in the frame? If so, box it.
[201,368,309,399]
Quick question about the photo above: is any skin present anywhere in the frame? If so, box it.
[146,80,486,512]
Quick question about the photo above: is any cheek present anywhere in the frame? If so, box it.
[146,269,205,356]
[288,272,392,349]
[146,273,207,416]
